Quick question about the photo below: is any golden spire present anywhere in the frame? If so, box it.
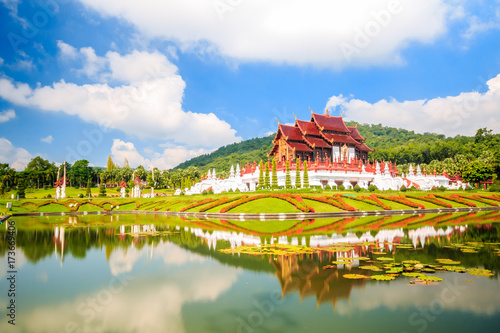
[293,113,297,120]
[276,118,280,124]
[355,122,358,127]
[341,110,345,117]
[325,108,329,116]
[309,107,313,114]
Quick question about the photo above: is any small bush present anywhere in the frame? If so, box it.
[208,189,214,195]
[228,188,234,193]
[324,184,331,190]
[431,186,438,191]
[465,186,473,191]
[46,194,51,198]
[438,185,446,192]
[368,185,377,192]
[400,185,407,192]
[488,184,500,192]
[353,184,361,192]
[202,190,208,195]
[338,185,345,191]
[43,185,50,190]
[180,191,185,196]
[235,188,241,193]
[78,193,84,198]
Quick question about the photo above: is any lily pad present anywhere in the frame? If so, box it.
[417,275,444,282]
[371,275,396,281]
[343,274,369,280]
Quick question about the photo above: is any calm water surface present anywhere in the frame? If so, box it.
[1,212,500,333]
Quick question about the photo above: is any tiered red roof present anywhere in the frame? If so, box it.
[347,126,366,142]
[270,112,373,156]
[311,113,350,133]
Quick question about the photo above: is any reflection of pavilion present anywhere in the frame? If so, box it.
[271,255,366,308]
[53,226,65,266]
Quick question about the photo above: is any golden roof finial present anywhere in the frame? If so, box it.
[276,118,280,124]
[325,108,329,116]
[341,110,345,117]
[293,113,297,120]
[309,107,313,114]
[355,122,358,127]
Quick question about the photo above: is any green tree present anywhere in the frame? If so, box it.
[99,182,107,197]
[285,160,292,190]
[134,165,147,180]
[86,179,91,197]
[106,155,114,171]
[264,161,270,189]
[16,177,26,199]
[303,161,309,188]
[258,160,264,190]
[71,159,90,188]
[123,158,129,168]
[462,160,494,186]
[271,159,278,189]
[295,158,301,188]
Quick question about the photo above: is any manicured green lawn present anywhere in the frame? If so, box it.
[302,199,342,212]
[229,198,300,213]
[229,220,300,233]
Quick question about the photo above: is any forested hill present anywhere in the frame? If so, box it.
[173,121,499,176]
[173,135,274,171]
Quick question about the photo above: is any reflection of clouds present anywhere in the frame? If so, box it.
[0,248,27,279]
[108,241,206,276]
[2,244,242,333]
[334,276,500,316]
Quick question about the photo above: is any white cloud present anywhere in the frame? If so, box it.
[0,57,4,66]
[78,0,455,68]
[0,46,241,147]
[40,135,54,144]
[0,109,15,123]
[0,137,33,170]
[462,14,500,39]
[56,40,78,59]
[111,139,209,169]
[325,73,500,136]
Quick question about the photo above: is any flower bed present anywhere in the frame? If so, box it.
[405,194,452,208]
[435,194,476,207]
[385,195,425,209]
[180,198,218,212]
[347,195,392,210]
[220,194,314,213]
[477,195,500,204]
[466,195,498,206]
[199,196,246,212]
[302,195,356,211]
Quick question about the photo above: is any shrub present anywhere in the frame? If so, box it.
[338,184,345,191]
[324,184,331,190]
[465,186,473,191]
[488,184,500,192]
[78,193,84,198]
[43,185,50,190]
[400,185,407,192]
[208,189,214,194]
[180,191,185,196]
[353,184,361,192]
[202,190,208,195]
[235,188,241,193]
[228,188,234,193]
[431,186,438,191]
[438,185,446,192]
[99,183,107,197]
[46,194,51,198]
[368,185,377,192]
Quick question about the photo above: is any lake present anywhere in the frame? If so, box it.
[1,212,499,333]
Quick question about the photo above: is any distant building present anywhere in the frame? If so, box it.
[269,111,373,164]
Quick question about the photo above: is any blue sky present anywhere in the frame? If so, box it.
[1,0,500,170]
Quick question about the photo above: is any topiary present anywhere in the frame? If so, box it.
[46,194,51,198]
[489,184,500,192]
[202,190,208,195]
[368,185,377,192]
[235,188,241,193]
[208,189,214,195]
[228,188,234,193]
[438,185,446,192]
[338,184,345,191]
[400,185,407,192]
[353,184,361,192]
[78,193,84,198]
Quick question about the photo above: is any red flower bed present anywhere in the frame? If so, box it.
[385,195,425,209]
[348,195,392,210]
[220,194,314,213]
[180,198,217,212]
[476,195,500,205]
[406,194,452,208]
[199,196,246,212]
[302,195,356,211]
[435,194,476,207]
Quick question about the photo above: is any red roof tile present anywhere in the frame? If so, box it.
[312,113,351,133]
[304,136,332,148]
[347,126,366,142]
[356,142,374,152]
[296,120,321,136]
[287,142,313,152]
[320,132,359,145]
[277,124,304,141]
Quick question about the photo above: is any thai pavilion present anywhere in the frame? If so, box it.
[269,111,373,164]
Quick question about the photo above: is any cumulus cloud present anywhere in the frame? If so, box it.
[111,139,209,169]
[0,109,15,123]
[0,46,241,147]
[0,137,33,170]
[78,0,454,68]
[56,40,78,59]
[40,135,54,144]
[325,73,500,136]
